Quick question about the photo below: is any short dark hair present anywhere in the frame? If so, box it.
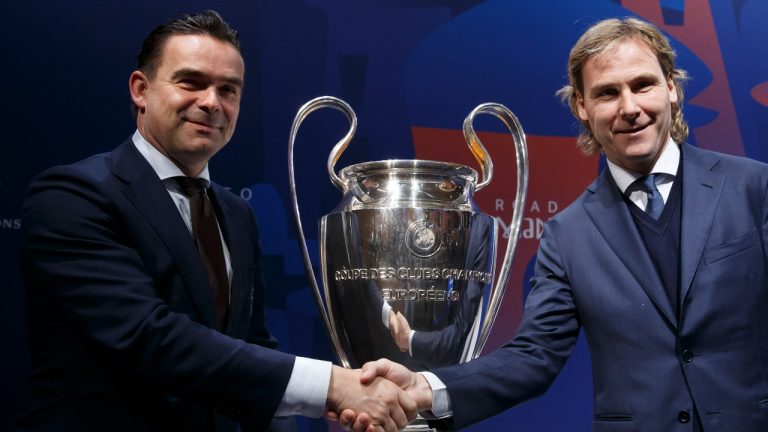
[136,10,240,78]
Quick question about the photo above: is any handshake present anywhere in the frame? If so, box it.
[326,359,432,432]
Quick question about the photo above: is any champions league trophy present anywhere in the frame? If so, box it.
[288,96,528,430]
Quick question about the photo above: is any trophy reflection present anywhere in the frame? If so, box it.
[288,96,528,429]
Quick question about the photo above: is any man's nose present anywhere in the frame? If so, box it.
[197,87,221,113]
[618,91,640,120]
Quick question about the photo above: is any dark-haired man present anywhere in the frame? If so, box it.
[19,10,414,432]
[344,17,768,432]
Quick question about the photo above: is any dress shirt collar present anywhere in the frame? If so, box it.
[132,130,211,189]
[606,137,680,194]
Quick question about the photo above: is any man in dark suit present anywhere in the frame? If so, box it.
[341,17,768,432]
[18,10,415,432]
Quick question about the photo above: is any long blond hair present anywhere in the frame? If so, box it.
[556,18,689,155]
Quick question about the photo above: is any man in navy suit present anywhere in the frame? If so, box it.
[341,17,768,432]
[18,10,415,432]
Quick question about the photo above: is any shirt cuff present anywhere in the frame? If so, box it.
[408,329,415,355]
[382,301,393,328]
[274,356,332,418]
[417,371,453,418]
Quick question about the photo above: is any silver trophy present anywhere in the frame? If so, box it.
[288,96,527,429]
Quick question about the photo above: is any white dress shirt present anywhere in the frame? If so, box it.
[606,138,680,207]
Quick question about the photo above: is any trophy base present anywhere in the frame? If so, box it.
[405,417,437,432]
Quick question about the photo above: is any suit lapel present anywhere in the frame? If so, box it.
[109,140,220,329]
[582,169,677,329]
[679,144,724,304]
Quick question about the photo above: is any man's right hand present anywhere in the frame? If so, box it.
[388,311,411,352]
[331,359,434,432]
[326,365,417,432]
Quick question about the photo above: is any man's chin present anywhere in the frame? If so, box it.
[172,139,223,161]
[623,138,662,157]
[185,135,227,151]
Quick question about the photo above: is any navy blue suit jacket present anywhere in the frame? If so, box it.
[19,140,296,431]
[433,144,768,431]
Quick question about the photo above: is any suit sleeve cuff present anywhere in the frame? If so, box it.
[274,357,332,418]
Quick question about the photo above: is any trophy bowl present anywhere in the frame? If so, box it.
[288,96,528,429]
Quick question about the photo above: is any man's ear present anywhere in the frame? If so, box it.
[667,77,678,104]
[129,70,149,112]
[576,91,588,122]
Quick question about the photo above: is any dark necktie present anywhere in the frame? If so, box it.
[636,174,664,219]
[175,176,229,328]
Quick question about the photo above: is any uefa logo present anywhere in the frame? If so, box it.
[405,220,441,258]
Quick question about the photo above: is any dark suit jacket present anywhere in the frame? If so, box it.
[18,139,296,431]
[433,144,768,431]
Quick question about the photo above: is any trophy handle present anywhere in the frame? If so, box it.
[288,96,357,365]
[463,103,529,356]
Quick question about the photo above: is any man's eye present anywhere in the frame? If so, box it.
[178,79,201,89]
[220,86,239,98]
[635,81,656,92]
[597,89,616,98]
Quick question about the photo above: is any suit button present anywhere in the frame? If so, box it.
[681,349,694,362]
[677,410,691,423]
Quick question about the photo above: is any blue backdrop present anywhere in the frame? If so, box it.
[2,1,767,431]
